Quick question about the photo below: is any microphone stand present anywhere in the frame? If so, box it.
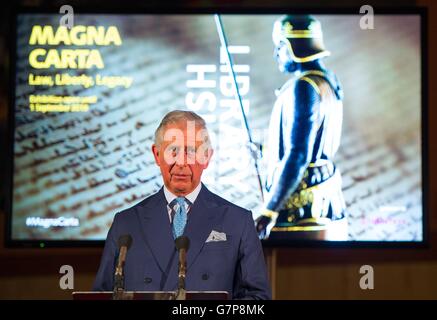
[113,273,126,300]
[174,287,186,300]
[173,247,187,300]
[172,236,189,300]
[112,235,132,300]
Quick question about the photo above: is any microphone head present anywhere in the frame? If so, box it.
[118,234,133,249]
[175,236,190,251]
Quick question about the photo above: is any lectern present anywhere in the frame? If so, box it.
[72,291,229,300]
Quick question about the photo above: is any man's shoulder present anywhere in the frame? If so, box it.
[112,189,162,222]
[202,186,252,218]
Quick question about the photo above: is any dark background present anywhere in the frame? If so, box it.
[0,0,436,299]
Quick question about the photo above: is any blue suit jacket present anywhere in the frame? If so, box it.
[93,184,271,300]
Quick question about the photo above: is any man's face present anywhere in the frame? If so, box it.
[152,121,213,196]
[274,40,296,73]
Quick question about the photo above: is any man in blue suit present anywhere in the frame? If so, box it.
[93,110,271,300]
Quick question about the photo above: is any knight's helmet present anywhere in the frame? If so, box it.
[272,15,330,63]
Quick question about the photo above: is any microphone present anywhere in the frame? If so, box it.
[174,236,190,300]
[113,234,132,299]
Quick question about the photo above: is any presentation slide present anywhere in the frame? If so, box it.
[11,13,423,242]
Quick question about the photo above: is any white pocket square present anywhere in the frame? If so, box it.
[206,230,227,243]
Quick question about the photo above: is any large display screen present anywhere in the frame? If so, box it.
[7,11,426,245]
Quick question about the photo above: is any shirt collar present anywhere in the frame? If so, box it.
[163,182,202,205]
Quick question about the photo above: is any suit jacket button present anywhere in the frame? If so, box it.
[144,277,152,284]
[202,273,209,281]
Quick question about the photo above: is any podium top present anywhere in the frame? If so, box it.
[72,291,229,300]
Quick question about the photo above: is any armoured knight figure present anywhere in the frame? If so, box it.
[256,15,347,241]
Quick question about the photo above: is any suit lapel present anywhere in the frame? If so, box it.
[137,188,176,275]
[184,185,222,269]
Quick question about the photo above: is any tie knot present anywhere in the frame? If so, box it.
[169,197,191,212]
[170,197,185,208]
[176,197,186,206]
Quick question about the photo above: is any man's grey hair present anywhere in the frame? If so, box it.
[154,110,211,147]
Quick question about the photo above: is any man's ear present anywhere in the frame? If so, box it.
[152,144,161,166]
[202,148,214,169]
